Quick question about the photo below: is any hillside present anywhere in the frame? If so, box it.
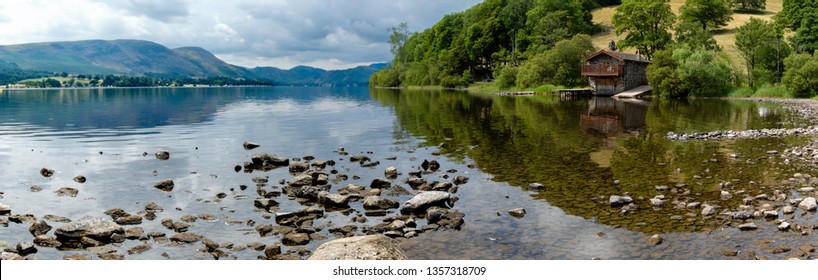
[591,0,784,65]
[0,39,381,86]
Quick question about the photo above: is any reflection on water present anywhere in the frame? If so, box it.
[0,87,814,260]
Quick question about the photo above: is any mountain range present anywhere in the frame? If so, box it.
[0,39,385,85]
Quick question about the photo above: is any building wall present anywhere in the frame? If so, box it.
[623,62,649,90]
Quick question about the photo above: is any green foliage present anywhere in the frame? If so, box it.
[647,45,734,98]
[729,87,755,97]
[730,0,766,12]
[782,52,818,98]
[776,0,818,30]
[680,0,733,31]
[675,20,719,51]
[792,12,818,54]
[612,0,676,60]
[496,66,519,89]
[0,60,50,85]
[735,18,791,87]
[371,0,596,87]
[753,84,792,98]
[515,34,596,88]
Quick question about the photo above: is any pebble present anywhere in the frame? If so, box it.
[648,234,663,245]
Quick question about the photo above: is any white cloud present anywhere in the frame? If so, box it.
[0,0,482,69]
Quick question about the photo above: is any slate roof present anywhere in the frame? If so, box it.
[584,49,650,63]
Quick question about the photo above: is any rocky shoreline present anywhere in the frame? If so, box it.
[0,144,472,260]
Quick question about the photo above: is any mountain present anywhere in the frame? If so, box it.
[0,39,382,85]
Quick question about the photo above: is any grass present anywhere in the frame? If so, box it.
[729,84,791,98]
[591,0,784,68]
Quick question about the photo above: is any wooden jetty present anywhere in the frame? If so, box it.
[612,85,651,99]
[497,91,535,96]
[551,88,593,98]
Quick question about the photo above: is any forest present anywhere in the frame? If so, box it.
[370,0,818,99]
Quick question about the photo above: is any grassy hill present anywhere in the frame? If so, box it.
[591,0,784,66]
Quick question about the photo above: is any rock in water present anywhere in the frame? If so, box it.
[243,141,261,150]
[528,183,545,190]
[370,178,391,189]
[648,234,663,245]
[308,235,406,260]
[282,233,310,246]
[55,216,123,243]
[609,195,633,207]
[251,152,289,170]
[73,175,87,183]
[0,203,10,215]
[384,166,398,179]
[401,191,453,214]
[40,168,55,178]
[798,197,817,211]
[508,208,526,218]
[362,196,400,210]
[155,150,170,160]
[737,222,757,231]
[317,191,351,208]
[28,220,52,236]
[55,187,79,197]
[154,179,174,192]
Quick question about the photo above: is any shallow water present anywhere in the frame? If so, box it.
[0,87,815,260]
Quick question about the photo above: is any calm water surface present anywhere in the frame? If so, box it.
[0,87,814,259]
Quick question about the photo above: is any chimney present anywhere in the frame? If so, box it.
[636,49,642,61]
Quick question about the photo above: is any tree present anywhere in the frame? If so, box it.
[675,20,719,50]
[612,0,676,60]
[776,0,817,30]
[647,44,734,97]
[680,0,733,31]
[389,22,411,63]
[736,18,790,87]
[792,12,818,54]
[782,52,818,98]
[731,0,766,12]
[515,34,596,87]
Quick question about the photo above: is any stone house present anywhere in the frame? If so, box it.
[581,50,650,96]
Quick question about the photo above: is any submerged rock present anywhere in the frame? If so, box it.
[55,216,123,244]
[155,150,170,160]
[508,208,526,218]
[308,235,406,260]
[55,187,79,197]
[243,141,261,150]
[401,191,454,214]
[154,179,174,192]
[40,168,55,178]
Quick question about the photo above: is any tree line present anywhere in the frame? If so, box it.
[372,0,818,99]
[19,74,275,88]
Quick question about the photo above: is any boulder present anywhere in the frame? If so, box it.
[308,235,406,260]
[55,187,79,197]
[701,205,716,216]
[363,196,400,210]
[609,195,633,207]
[384,167,398,179]
[737,222,757,231]
[251,152,289,170]
[508,208,526,218]
[0,203,11,215]
[55,216,123,243]
[243,141,261,150]
[401,191,453,214]
[289,174,314,187]
[282,233,310,246]
[170,232,203,243]
[40,168,55,178]
[155,150,170,160]
[73,175,87,183]
[288,162,310,174]
[154,179,174,192]
[370,178,391,189]
[318,191,351,208]
[798,197,817,211]
[28,220,52,236]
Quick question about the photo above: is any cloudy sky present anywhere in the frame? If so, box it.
[0,0,481,70]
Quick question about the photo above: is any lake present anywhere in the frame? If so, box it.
[0,87,815,260]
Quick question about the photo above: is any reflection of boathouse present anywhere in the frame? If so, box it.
[581,50,650,96]
[581,97,648,136]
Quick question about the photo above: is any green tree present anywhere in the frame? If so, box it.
[776,0,817,30]
[675,20,719,50]
[516,34,596,87]
[782,52,818,98]
[680,0,733,31]
[792,12,818,54]
[389,22,412,63]
[647,44,734,97]
[736,18,790,87]
[612,0,676,60]
[731,0,766,12]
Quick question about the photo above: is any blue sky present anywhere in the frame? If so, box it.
[0,0,481,69]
